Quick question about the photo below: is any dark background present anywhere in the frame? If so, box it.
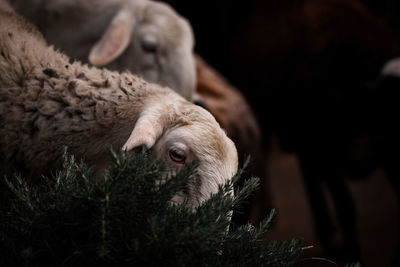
[161,1,400,266]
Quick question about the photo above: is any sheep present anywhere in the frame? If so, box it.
[0,3,238,207]
[8,0,196,101]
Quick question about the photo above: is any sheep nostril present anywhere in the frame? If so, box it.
[141,33,158,53]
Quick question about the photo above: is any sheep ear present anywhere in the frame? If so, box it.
[122,116,164,151]
[89,9,134,66]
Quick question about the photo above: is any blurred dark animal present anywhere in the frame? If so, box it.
[165,0,400,264]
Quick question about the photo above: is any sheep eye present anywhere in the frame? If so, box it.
[169,149,186,164]
[141,33,158,53]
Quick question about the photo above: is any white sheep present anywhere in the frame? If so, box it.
[8,0,196,101]
[0,3,238,207]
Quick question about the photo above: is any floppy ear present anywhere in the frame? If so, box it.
[122,115,164,151]
[89,9,134,66]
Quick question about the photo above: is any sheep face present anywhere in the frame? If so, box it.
[153,122,237,206]
[123,100,238,206]
[96,2,196,101]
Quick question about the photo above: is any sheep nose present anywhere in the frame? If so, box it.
[141,33,158,53]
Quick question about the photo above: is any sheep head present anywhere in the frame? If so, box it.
[122,96,238,206]
[88,0,196,101]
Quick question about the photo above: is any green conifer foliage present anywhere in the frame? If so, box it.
[0,149,303,266]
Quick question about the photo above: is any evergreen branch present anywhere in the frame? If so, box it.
[0,148,303,266]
